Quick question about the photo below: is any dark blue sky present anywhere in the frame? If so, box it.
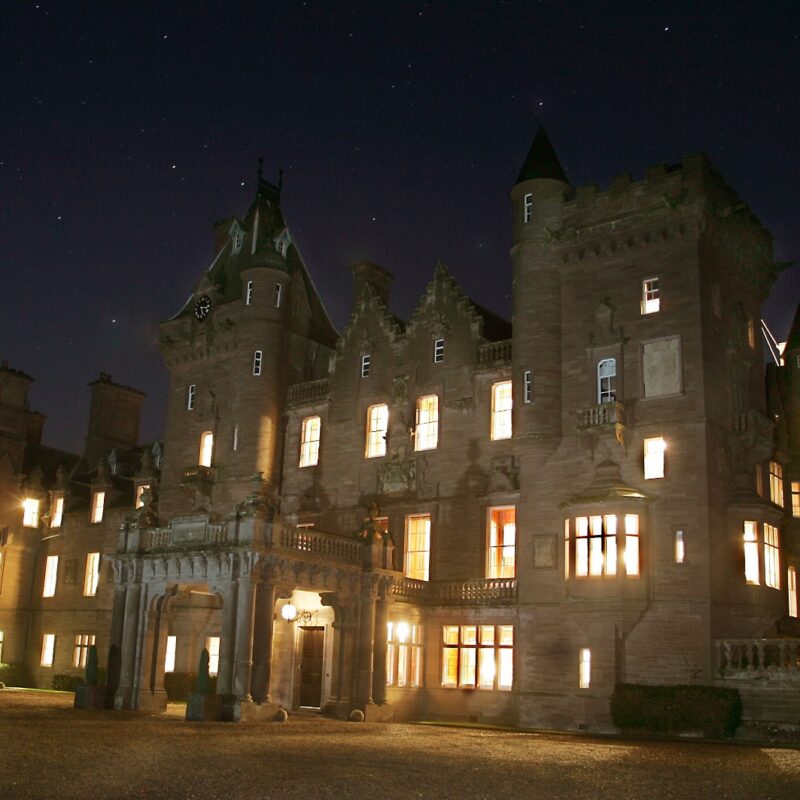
[3,1,799,452]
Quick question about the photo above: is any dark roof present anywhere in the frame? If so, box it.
[516,126,569,185]
[472,301,512,342]
[785,302,800,353]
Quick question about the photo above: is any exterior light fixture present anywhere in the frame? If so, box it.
[280,603,317,624]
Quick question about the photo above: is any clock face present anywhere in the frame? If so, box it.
[194,295,212,321]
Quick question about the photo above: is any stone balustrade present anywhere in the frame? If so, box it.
[576,401,625,428]
[715,638,800,681]
[392,577,517,605]
[478,339,512,365]
[143,518,229,551]
[287,378,330,405]
[273,525,363,566]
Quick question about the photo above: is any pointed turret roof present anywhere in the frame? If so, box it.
[516,126,569,185]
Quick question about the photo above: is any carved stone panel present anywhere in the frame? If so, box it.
[642,335,682,398]
[533,535,556,568]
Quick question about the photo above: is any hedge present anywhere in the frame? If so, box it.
[611,683,742,738]
[0,663,31,688]
[52,674,83,692]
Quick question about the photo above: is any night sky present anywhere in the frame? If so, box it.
[3,1,800,454]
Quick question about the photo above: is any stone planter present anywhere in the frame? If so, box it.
[74,685,108,710]
[186,692,222,721]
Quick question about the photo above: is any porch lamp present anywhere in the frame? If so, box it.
[280,603,316,624]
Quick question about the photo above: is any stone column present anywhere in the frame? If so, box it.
[356,577,377,707]
[114,580,142,710]
[232,575,257,701]
[251,581,276,703]
[216,581,238,695]
[372,584,389,705]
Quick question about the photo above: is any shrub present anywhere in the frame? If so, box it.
[164,672,217,701]
[611,683,742,738]
[85,645,98,686]
[0,663,31,688]
[52,674,83,692]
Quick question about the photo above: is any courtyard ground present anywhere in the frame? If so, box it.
[0,690,797,799]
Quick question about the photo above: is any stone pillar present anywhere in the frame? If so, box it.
[251,581,276,703]
[232,575,257,701]
[114,580,142,710]
[356,578,377,708]
[372,586,389,705]
[216,582,238,695]
[138,592,169,712]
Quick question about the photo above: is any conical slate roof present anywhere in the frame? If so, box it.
[516,126,569,185]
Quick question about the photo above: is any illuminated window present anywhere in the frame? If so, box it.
[641,278,660,314]
[386,622,422,688]
[441,625,513,690]
[792,482,800,518]
[164,635,177,673]
[597,359,617,403]
[564,519,570,580]
[769,461,784,508]
[72,634,96,669]
[644,436,666,479]
[88,491,104,524]
[415,395,439,451]
[135,484,150,509]
[41,634,55,667]
[187,384,196,410]
[575,515,616,577]
[433,339,445,363]
[361,354,370,378]
[789,566,798,619]
[764,524,780,589]
[488,506,516,578]
[43,555,59,598]
[23,498,40,528]
[206,636,220,676]
[404,514,431,581]
[365,404,388,458]
[246,280,254,305]
[0,631,3,662]
[579,648,591,689]
[747,317,756,349]
[232,424,239,452]
[299,416,321,467]
[50,496,64,528]
[624,514,640,576]
[490,381,512,440]
[744,521,759,585]
[252,350,263,376]
[274,282,282,308]
[674,529,686,564]
[523,370,532,404]
[83,552,100,597]
[199,431,214,467]
[523,192,533,223]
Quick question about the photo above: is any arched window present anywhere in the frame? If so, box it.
[597,358,617,404]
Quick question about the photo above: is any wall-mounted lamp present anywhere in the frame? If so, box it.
[280,603,317,624]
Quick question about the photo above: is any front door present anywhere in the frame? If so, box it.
[299,626,324,707]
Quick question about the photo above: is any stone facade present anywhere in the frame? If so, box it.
[1,131,798,730]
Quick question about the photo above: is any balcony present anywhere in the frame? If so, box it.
[270,525,363,566]
[180,465,214,489]
[577,401,625,429]
[392,577,517,606]
[287,378,329,405]
[715,639,800,682]
[478,340,512,366]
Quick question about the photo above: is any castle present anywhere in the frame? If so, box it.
[1,128,798,730]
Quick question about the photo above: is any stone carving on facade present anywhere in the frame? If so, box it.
[488,455,519,493]
[234,473,276,520]
[377,451,416,496]
[354,502,387,542]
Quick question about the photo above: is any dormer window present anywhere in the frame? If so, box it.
[246,280,254,306]
[275,228,292,257]
[230,221,244,254]
[523,193,533,223]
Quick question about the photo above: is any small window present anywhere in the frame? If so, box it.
[43,555,59,598]
[414,395,439,451]
[41,633,55,667]
[91,491,105,524]
[206,636,220,676]
[50,496,64,528]
[22,497,40,528]
[789,566,798,618]
[523,192,533,223]
[641,278,660,314]
[361,354,371,378]
[769,461,784,507]
[744,521,759,585]
[579,648,591,689]
[488,506,516,578]
[792,482,800,517]
[404,514,431,581]
[674,529,686,564]
[365,404,388,459]
[274,282,282,308]
[83,552,100,597]
[199,431,214,467]
[523,370,532,404]
[73,634,96,668]
[764,524,780,589]
[164,635,177,673]
[253,350,263,376]
[245,280,254,305]
[186,383,196,411]
[597,358,617,404]
[135,484,150,509]
[299,416,321,467]
[232,424,239,452]
[490,381,513,440]
[643,437,666,480]
[433,339,445,364]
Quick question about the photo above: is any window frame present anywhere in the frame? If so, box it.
[490,380,513,440]
[433,338,445,364]
[404,513,431,582]
[643,436,666,480]
[245,280,254,306]
[386,621,423,688]
[361,354,371,378]
[164,635,177,673]
[365,404,388,459]
[769,461,784,508]
[414,394,439,452]
[641,277,660,315]
[274,282,282,308]
[764,523,780,589]
[441,624,513,691]
[597,358,617,404]
[83,552,100,597]
[199,431,214,468]
[252,350,263,377]
[487,506,516,579]
[23,497,40,528]
[523,192,533,223]
[72,634,96,669]
[90,491,105,524]
[566,513,641,579]
[789,566,798,618]
[299,415,321,468]
[187,384,196,411]
[206,635,220,676]
[41,633,55,667]
[523,369,532,404]
[50,495,64,528]
[43,555,59,598]
[744,520,760,585]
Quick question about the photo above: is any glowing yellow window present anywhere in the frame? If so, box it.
[365,404,388,458]
[624,514,640,576]
[72,634,96,668]
[199,431,214,468]
[50,496,64,528]
[83,552,100,597]
[792,482,800,518]
[206,636,220,676]
[644,437,666,479]
[744,521,759,585]
[414,395,439,451]
[488,506,516,578]
[135,484,150,509]
[404,514,431,581]
[164,635,177,673]
[90,491,105,524]
[490,381,512,440]
[769,461,784,507]
[299,416,321,467]
[579,648,591,688]
[42,555,58,598]
[40,634,55,667]
[23,497,40,528]
[386,621,422,688]
[789,566,798,619]
[764,524,780,589]
[459,626,477,688]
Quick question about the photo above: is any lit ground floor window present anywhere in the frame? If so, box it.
[386,622,422,687]
[72,634,96,668]
[206,636,220,676]
[164,635,177,673]
[441,625,513,690]
[41,633,55,667]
